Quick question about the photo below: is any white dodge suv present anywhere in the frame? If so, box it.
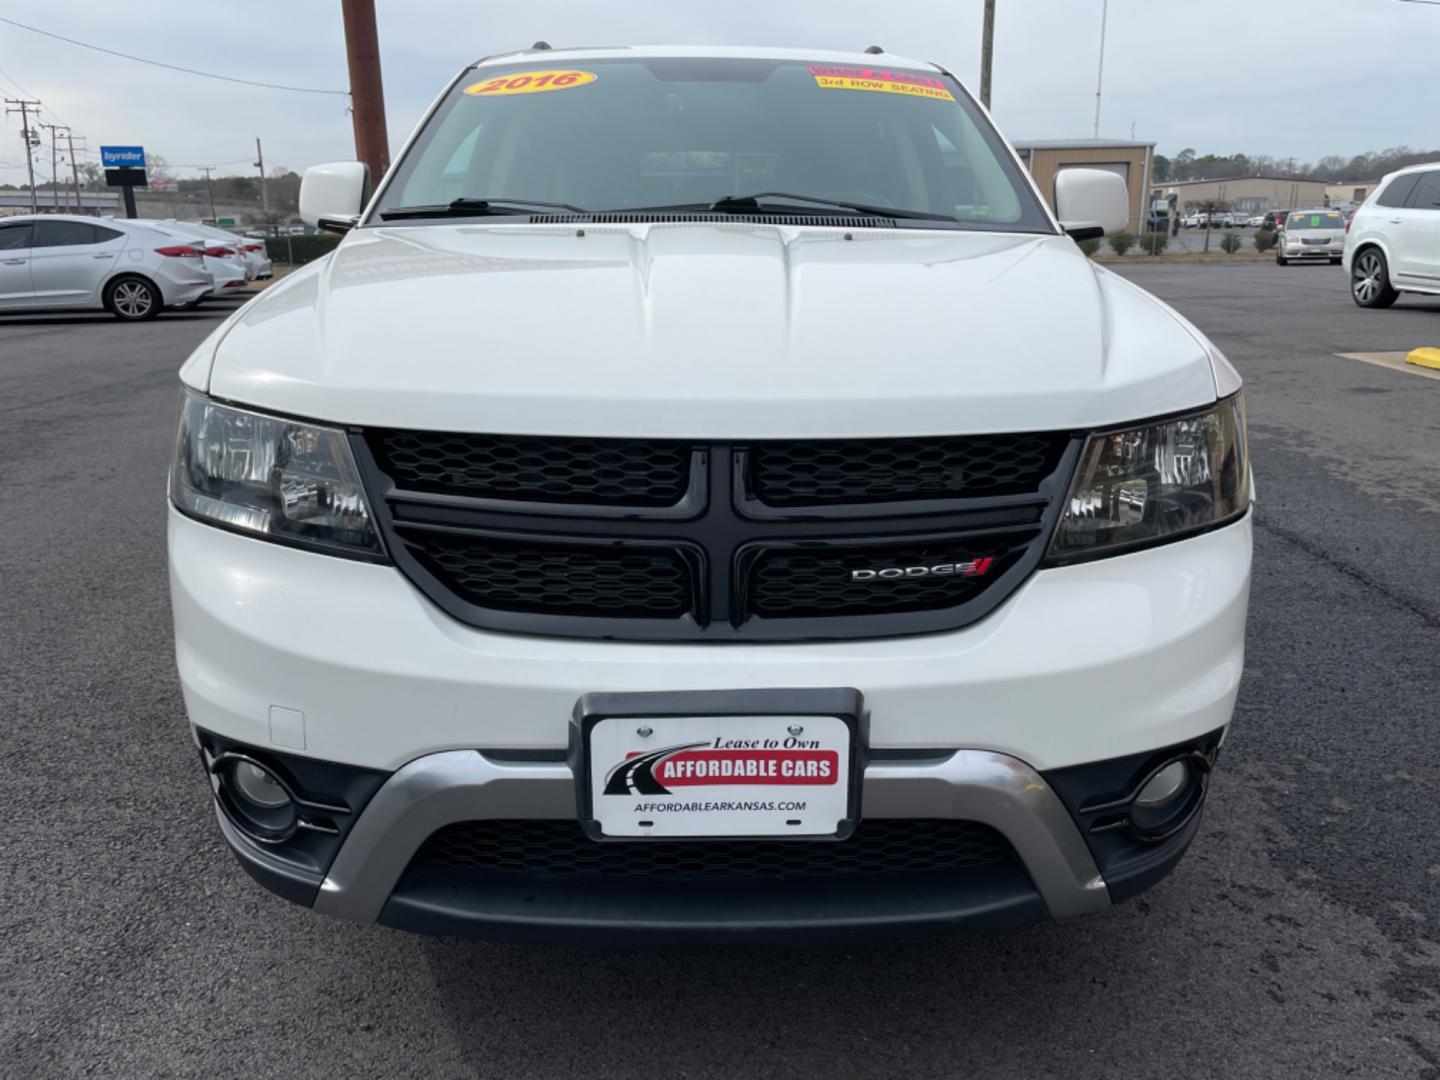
[1345,162,1440,307]
[169,46,1252,943]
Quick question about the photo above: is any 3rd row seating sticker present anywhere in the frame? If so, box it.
[809,64,955,102]
[464,70,598,97]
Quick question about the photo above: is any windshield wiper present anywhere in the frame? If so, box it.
[704,192,957,222]
[378,196,587,220]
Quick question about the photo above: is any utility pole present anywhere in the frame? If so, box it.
[4,99,42,212]
[200,165,218,222]
[1092,0,1110,138]
[979,0,996,109]
[40,122,68,212]
[66,132,85,213]
[341,0,390,184]
[254,136,270,216]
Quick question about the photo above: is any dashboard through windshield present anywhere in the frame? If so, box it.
[372,56,1053,232]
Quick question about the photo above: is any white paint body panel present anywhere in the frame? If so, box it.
[169,508,1251,774]
[200,224,1221,438]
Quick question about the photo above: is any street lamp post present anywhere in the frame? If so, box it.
[1092,0,1110,138]
[980,0,996,109]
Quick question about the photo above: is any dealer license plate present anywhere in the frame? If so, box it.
[586,714,853,838]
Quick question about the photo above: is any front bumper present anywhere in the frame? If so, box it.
[173,506,1249,940]
[1283,244,1343,260]
[205,729,1220,943]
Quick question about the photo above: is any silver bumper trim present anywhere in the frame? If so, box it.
[313,749,1109,924]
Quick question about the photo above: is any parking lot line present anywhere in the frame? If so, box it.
[1335,351,1440,383]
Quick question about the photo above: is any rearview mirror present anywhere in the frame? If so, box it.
[299,161,370,233]
[1055,168,1130,241]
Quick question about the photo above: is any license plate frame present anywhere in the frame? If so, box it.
[571,688,867,841]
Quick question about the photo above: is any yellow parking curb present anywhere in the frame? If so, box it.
[1407,347,1440,371]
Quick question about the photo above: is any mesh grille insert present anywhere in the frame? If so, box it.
[413,819,1015,880]
[370,430,690,506]
[403,532,691,618]
[749,433,1064,506]
[747,541,1023,618]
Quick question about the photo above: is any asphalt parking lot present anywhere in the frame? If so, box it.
[2,265,1438,1080]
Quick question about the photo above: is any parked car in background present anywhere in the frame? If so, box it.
[0,214,211,319]
[1344,162,1440,308]
[1276,209,1346,266]
[166,220,274,280]
[1182,209,1205,228]
[1270,209,1293,232]
[140,220,251,303]
[1248,214,1266,228]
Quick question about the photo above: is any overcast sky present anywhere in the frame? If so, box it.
[1,0,1434,182]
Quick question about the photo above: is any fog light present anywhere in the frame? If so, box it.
[1129,757,1203,839]
[234,761,290,808]
[1135,760,1189,808]
[217,755,297,842]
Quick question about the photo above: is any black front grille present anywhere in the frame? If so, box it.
[357,429,1079,641]
[748,542,1021,618]
[749,433,1062,506]
[370,430,690,506]
[403,532,691,618]
[413,819,1015,880]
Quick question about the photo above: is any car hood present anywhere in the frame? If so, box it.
[201,223,1221,438]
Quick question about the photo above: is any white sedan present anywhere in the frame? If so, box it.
[137,220,251,303]
[0,214,212,319]
[162,219,273,280]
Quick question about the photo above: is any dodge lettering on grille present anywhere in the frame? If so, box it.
[850,557,995,582]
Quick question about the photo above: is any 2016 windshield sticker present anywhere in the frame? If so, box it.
[809,64,954,102]
[463,70,597,97]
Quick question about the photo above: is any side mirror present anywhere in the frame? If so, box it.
[299,161,371,233]
[1055,168,1130,241]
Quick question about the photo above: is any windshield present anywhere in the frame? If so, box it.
[1287,210,1344,231]
[372,56,1052,231]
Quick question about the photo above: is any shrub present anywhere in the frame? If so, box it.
[1107,230,1135,256]
[1078,237,1101,257]
[1219,232,1243,255]
[265,233,342,265]
[1140,231,1169,256]
[1253,228,1278,253]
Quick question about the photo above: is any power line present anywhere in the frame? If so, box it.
[0,61,68,126]
[4,97,41,211]
[0,16,350,97]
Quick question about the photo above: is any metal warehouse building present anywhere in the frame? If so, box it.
[1157,176,1331,213]
[1011,139,1156,236]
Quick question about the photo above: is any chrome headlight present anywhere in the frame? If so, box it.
[1047,394,1248,561]
[170,389,383,558]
